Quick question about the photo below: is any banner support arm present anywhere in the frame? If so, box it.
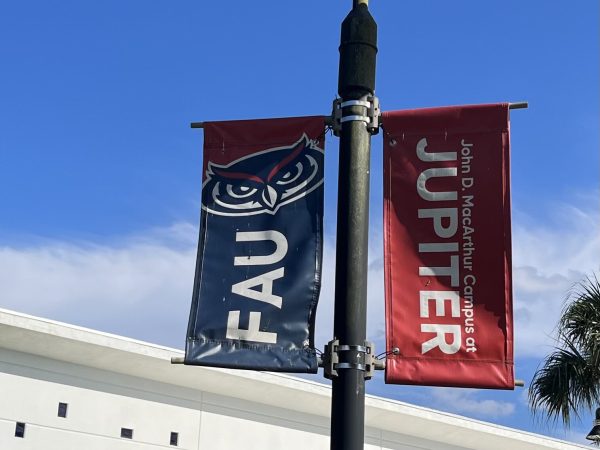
[509,102,528,110]
[191,116,335,129]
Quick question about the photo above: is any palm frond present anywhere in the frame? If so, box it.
[560,275,600,368]
[529,339,600,426]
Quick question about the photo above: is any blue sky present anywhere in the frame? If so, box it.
[1,0,598,445]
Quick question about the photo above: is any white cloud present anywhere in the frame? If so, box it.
[511,201,600,357]
[0,224,198,348]
[428,388,515,418]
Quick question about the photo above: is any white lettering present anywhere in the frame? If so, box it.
[231,268,284,308]
[418,208,458,238]
[419,290,460,318]
[418,242,458,253]
[462,177,473,189]
[226,311,277,343]
[234,230,288,266]
[416,138,457,162]
[419,255,460,287]
[417,168,458,202]
[464,274,477,286]
[421,324,461,354]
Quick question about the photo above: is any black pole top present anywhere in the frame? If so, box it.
[338,3,378,99]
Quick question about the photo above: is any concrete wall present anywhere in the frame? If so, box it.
[0,347,467,450]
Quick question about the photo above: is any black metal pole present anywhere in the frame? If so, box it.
[330,1,377,449]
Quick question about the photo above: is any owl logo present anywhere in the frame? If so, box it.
[202,134,324,216]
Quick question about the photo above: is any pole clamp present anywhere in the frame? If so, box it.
[331,95,380,136]
[320,339,383,380]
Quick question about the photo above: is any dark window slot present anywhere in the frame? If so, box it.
[58,402,68,418]
[170,431,179,446]
[121,427,133,439]
[15,422,26,438]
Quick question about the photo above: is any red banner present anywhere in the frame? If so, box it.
[383,104,514,389]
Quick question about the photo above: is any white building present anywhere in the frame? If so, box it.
[0,308,585,450]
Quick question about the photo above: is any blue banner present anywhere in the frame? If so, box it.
[185,116,325,372]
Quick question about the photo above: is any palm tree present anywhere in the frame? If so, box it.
[529,275,600,427]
